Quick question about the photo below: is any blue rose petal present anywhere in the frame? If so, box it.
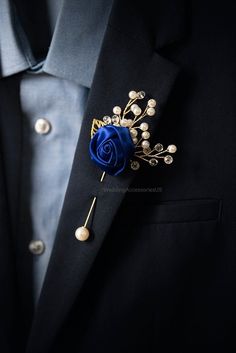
[89,125,135,176]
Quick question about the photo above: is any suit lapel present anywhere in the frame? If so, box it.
[0,77,35,350]
[27,1,186,352]
[0,148,21,352]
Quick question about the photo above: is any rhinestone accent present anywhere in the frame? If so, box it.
[154,143,163,152]
[137,91,145,99]
[164,155,173,164]
[112,115,120,124]
[149,158,158,166]
[131,161,140,170]
[143,147,151,154]
[103,116,111,124]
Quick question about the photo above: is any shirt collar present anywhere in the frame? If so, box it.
[0,0,113,88]
[0,0,35,77]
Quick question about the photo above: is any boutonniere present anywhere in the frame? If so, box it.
[75,90,177,241]
[89,90,177,176]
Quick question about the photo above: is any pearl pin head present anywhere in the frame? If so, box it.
[75,226,90,241]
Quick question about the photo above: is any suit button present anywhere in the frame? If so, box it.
[34,118,51,134]
[28,240,45,255]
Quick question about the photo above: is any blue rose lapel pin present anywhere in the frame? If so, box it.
[90,90,177,174]
[75,90,177,241]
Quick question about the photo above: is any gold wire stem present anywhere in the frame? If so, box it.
[84,196,97,228]
[123,97,138,116]
[148,148,168,155]
[135,151,168,159]
[132,106,148,126]
[134,147,169,157]
[135,154,166,162]
[134,155,150,163]
[100,171,106,182]
[122,108,131,117]
[135,137,143,147]
[82,171,106,229]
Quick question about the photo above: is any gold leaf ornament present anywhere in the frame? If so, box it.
[90,118,106,138]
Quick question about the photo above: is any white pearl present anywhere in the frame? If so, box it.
[129,91,137,99]
[120,119,128,127]
[142,131,150,139]
[130,128,138,137]
[167,145,177,153]
[133,107,142,116]
[131,104,139,112]
[113,106,122,115]
[148,99,156,108]
[147,107,156,116]
[142,140,150,148]
[132,137,138,144]
[75,226,90,241]
[140,122,149,131]
[126,119,133,127]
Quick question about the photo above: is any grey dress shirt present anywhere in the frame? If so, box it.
[0,0,112,303]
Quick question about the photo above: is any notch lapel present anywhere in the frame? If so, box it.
[0,150,21,352]
[26,1,186,352]
[0,77,34,350]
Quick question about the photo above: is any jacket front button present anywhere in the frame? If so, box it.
[28,240,45,255]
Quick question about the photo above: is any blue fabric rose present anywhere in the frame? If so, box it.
[89,125,135,176]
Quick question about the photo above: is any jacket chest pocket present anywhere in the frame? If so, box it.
[112,198,221,269]
[134,198,221,225]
